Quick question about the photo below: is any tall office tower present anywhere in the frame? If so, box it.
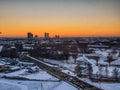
[27,32,33,40]
[44,32,49,39]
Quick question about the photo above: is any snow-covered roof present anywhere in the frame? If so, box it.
[98,61,109,65]
[76,57,86,62]
[0,63,5,66]
[111,59,120,65]
[88,45,109,48]
[19,62,34,65]
[23,46,33,50]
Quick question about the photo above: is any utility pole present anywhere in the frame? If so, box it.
[41,83,44,90]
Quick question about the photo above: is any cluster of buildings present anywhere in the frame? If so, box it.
[27,32,60,40]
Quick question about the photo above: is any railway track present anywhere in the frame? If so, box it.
[21,55,102,90]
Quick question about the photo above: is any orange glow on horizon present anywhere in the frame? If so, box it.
[0,26,120,37]
[0,21,120,37]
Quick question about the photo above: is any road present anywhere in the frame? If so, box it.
[20,55,102,90]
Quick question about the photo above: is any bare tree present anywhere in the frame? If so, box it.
[95,56,100,66]
[71,45,78,63]
[113,67,119,81]
[72,52,78,63]
[105,66,109,77]
[87,63,93,78]
[74,64,82,77]
[98,66,102,78]
[107,53,114,65]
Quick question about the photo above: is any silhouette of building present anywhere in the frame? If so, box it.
[55,35,60,40]
[55,35,60,39]
[27,32,33,40]
[44,32,49,39]
[34,35,38,41]
[35,35,38,39]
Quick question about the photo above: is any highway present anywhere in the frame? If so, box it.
[20,55,102,90]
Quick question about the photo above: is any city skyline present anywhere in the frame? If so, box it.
[0,0,120,37]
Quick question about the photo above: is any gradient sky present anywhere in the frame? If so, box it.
[0,0,120,37]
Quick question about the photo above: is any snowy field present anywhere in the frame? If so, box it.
[0,69,57,80]
[0,48,120,90]
[0,78,78,90]
[42,49,120,90]
[80,78,120,90]
[0,58,78,90]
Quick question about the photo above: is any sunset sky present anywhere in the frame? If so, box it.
[0,0,120,37]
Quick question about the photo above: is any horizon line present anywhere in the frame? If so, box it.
[0,36,120,38]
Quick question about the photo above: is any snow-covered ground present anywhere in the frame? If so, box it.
[42,49,120,90]
[0,48,120,90]
[43,58,76,72]
[0,58,78,90]
[80,78,120,90]
[0,80,28,90]
[0,69,57,80]
[0,78,78,90]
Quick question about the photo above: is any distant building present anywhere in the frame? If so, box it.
[44,32,49,39]
[55,35,60,40]
[35,35,38,41]
[27,32,33,40]
[35,35,38,38]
